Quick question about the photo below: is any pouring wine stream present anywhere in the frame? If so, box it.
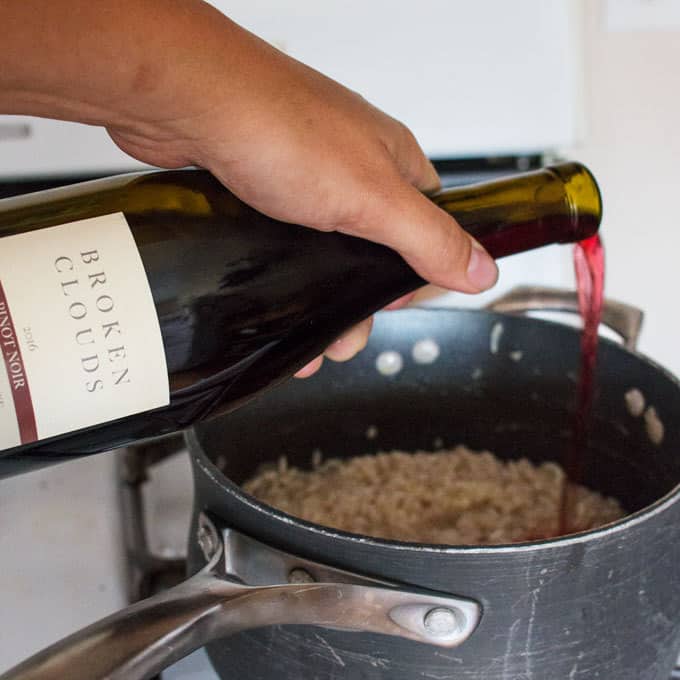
[560,234,605,533]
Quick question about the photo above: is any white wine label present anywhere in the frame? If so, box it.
[0,213,169,449]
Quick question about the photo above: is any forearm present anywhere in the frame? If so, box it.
[0,0,256,129]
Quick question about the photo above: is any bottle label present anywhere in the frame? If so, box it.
[0,213,169,448]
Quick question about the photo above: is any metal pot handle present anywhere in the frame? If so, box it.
[485,285,644,351]
[0,516,481,680]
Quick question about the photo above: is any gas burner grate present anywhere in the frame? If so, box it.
[117,434,218,679]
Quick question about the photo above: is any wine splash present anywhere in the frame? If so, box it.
[560,234,605,532]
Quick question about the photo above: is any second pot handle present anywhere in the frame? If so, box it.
[485,285,644,352]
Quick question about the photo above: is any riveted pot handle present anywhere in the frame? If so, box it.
[0,534,481,680]
[0,577,480,680]
[485,285,643,351]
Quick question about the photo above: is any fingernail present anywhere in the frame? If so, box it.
[467,238,498,291]
[294,355,324,378]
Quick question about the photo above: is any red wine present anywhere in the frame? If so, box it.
[0,164,601,477]
[560,234,605,532]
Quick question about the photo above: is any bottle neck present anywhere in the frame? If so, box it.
[430,162,602,258]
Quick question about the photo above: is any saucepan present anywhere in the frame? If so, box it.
[4,287,680,680]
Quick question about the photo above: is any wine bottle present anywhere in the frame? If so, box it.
[0,162,601,476]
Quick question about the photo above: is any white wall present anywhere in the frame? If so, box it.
[0,0,580,177]
[216,0,580,157]
[563,0,680,375]
[435,0,680,377]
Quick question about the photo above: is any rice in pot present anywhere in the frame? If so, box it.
[243,446,625,545]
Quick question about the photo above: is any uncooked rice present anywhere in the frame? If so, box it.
[243,446,625,545]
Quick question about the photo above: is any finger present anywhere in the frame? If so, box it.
[384,292,416,311]
[416,157,442,195]
[411,285,448,304]
[294,355,324,378]
[349,176,498,293]
[324,316,374,362]
[386,286,447,309]
[381,119,441,194]
[403,151,440,195]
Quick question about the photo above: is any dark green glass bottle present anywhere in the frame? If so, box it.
[0,162,601,476]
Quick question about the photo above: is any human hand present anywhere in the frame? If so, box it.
[1,0,498,376]
[105,2,498,375]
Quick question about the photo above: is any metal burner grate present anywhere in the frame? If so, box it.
[117,434,218,679]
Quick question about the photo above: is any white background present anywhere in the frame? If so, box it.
[211,0,581,158]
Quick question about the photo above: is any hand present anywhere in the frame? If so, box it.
[1,0,499,376]
[106,2,499,375]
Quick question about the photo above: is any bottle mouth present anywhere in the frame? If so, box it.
[548,162,603,241]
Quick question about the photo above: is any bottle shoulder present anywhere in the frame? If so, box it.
[0,168,224,235]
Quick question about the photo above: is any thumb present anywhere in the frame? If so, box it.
[349,177,499,293]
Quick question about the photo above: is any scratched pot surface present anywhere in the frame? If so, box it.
[189,308,680,679]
